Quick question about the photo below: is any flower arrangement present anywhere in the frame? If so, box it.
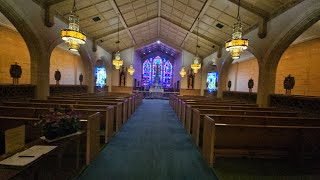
[36,106,80,140]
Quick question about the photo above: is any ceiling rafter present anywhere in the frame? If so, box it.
[161,18,220,48]
[228,0,270,19]
[134,37,182,53]
[94,17,159,41]
[157,0,161,37]
[180,0,215,47]
[110,0,136,46]
[228,0,270,39]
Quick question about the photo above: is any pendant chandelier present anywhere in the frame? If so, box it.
[128,64,135,75]
[61,0,86,52]
[180,66,186,77]
[112,14,123,69]
[225,0,249,59]
[191,18,201,74]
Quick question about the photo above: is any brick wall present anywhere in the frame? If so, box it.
[227,38,320,96]
[0,25,84,85]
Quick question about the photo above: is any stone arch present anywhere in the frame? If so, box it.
[256,4,320,106]
[0,0,50,98]
[264,6,320,67]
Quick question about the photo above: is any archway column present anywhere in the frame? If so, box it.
[30,49,51,99]
[256,62,277,107]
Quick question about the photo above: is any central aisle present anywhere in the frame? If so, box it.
[78,99,217,180]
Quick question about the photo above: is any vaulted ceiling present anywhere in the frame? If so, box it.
[45,0,302,58]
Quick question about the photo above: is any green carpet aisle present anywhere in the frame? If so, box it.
[77,99,217,180]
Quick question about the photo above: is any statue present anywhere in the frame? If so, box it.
[248,78,254,93]
[10,62,22,85]
[284,74,295,95]
[119,66,126,86]
[54,69,61,85]
[79,73,83,85]
[187,70,195,89]
[227,80,232,91]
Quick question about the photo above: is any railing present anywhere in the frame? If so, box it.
[134,91,180,99]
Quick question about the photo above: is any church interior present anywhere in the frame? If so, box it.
[0,0,320,179]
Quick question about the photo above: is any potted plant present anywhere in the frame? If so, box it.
[36,106,80,140]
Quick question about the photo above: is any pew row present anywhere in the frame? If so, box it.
[202,115,320,166]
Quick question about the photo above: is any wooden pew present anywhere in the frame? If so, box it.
[0,105,114,143]
[185,104,274,133]
[202,115,320,166]
[191,109,299,146]
[31,99,125,127]
[0,112,101,180]
[180,101,256,123]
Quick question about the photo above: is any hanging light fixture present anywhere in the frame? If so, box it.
[61,0,86,51]
[128,64,135,75]
[180,66,186,77]
[225,0,249,59]
[191,18,201,74]
[112,14,123,69]
[128,50,135,75]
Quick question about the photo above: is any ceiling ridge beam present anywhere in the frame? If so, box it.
[110,0,136,46]
[161,17,220,47]
[94,17,159,40]
[134,37,182,52]
[180,0,214,47]
[157,0,161,37]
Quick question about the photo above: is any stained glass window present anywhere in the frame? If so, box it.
[207,72,218,92]
[95,66,106,88]
[163,60,172,87]
[142,59,151,86]
[142,56,173,88]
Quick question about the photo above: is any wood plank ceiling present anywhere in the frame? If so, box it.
[50,0,301,58]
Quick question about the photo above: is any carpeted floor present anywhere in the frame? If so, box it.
[77,99,217,180]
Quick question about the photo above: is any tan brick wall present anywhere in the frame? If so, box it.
[275,39,320,96]
[0,26,30,84]
[0,26,84,85]
[228,38,320,96]
[226,59,259,92]
[50,47,84,85]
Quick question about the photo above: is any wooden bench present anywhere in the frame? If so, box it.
[192,109,299,146]
[202,115,320,166]
[185,104,275,133]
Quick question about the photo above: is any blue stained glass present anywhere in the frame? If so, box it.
[95,66,107,88]
[207,72,218,92]
[142,56,173,88]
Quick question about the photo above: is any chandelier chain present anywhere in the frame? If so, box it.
[117,13,120,51]
[72,0,77,13]
[237,0,240,21]
[196,18,199,56]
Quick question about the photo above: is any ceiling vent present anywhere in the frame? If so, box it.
[92,16,101,22]
[216,23,224,29]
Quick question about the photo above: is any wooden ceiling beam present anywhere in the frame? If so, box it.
[161,18,220,48]
[157,0,161,37]
[110,0,136,46]
[94,17,159,41]
[228,0,270,39]
[180,0,215,47]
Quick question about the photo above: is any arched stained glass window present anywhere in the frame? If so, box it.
[163,61,172,87]
[142,59,151,86]
[152,56,162,84]
[207,72,218,92]
[142,56,173,88]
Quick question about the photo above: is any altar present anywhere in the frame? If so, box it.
[149,85,164,98]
